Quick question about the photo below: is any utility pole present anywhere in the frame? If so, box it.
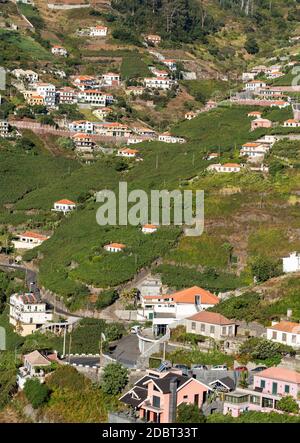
[68,333,72,364]
[63,327,66,357]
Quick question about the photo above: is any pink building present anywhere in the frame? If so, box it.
[251,118,273,131]
[120,369,211,423]
[223,367,300,417]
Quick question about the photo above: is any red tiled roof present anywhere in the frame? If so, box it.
[55,199,76,205]
[164,286,219,305]
[187,311,234,325]
[19,231,48,241]
[256,367,300,384]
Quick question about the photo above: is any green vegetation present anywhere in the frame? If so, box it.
[0,30,51,65]
[158,348,234,367]
[181,80,232,103]
[0,351,18,411]
[276,396,299,414]
[176,403,206,423]
[170,325,205,345]
[238,337,294,366]
[45,365,119,422]
[211,275,300,324]
[206,411,300,423]
[23,378,50,409]
[101,363,128,395]
[120,52,150,79]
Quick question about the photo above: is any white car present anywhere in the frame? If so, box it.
[211,365,227,371]
[130,325,141,334]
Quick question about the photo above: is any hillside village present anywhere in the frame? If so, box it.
[1,0,300,425]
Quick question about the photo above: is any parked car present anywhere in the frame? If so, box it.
[192,364,208,370]
[130,325,141,334]
[211,365,227,371]
[251,366,267,372]
[174,364,190,376]
[235,366,248,372]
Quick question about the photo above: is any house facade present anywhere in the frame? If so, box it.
[17,350,52,389]
[223,367,300,417]
[186,311,236,340]
[12,231,49,249]
[104,243,126,252]
[144,77,173,90]
[120,369,211,423]
[267,321,300,348]
[283,252,300,273]
[158,132,186,144]
[207,163,242,173]
[9,293,53,336]
[138,286,220,335]
[53,199,76,213]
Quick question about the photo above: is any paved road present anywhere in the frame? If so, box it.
[108,334,140,367]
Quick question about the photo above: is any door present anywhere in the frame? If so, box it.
[272,382,278,395]
[194,394,199,406]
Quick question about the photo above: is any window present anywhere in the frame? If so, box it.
[272,331,277,339]
[292,335,296,344]
[260,380,266,389]
[183,395,188,400]
[222,327,227,335]
[210,326,215,334]
[191,322,196,331]
[200,324,205,332]
[284,385,290,394]
[262,397,273,408]
[152,396,161,408]
[272,382,278,395]
[282,333,287,342]
[249,395,260,405]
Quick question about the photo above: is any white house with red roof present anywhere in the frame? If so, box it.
[51,45,68,56]
[12,231,49,250]
[267,321,300,348]
[158,132,186,144]
[69,120,94,133]
[138,286,220,335]
[145,34,161,45]
[77,89,107,106]
[240,142,269,158]
[144,77,174,90]
[72,75,100,91]
[57,87,78,104]
[93,107,112,120]
[142,224,158,234]
[186,311,236,340]
[9,292,53,336]
[248,111,262,118]
[207,163,242,173]
[245,80,267,91]
[102,73,120,87]
[283,119,300,128]
[72,133,95,152]
[53,199,76,213]
[117,147,139,158]
[89,25,108,37]
[162,59,177,71]
[104,243,126,252]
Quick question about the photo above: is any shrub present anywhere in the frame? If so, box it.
[101,363,128,395]
[276,396,299,414]
[23,378,50,409]
[176,403,206,423]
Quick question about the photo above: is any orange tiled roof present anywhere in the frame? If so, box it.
[19,231,48,241]
[187,311,234,325]
[268,321,300,333]
[105,243,126,249]
[164,286,219,305]
[255,367,300,384]
[55,199,76,205]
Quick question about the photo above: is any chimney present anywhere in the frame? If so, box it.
[168,377,178,423]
